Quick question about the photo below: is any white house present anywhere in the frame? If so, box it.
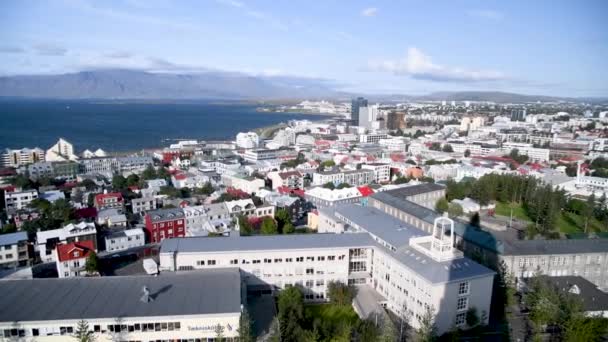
[236,132,260,149]
[55,240,96,278]
[267,170,304,190]
[36,222,97,263]
[361,163,391,183]
[4,189,38,211]
[45,138,78,162]
[221,174,265,195]
[131,197,157,215]
[104,228,146,252]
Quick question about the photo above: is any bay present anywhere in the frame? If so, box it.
[0,100,327,152]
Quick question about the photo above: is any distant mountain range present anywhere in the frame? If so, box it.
[0,69,605,103]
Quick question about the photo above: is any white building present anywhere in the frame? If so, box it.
[0,232,30,269]
[0,270,242,341]
[55,240,96,278]
[4,189,38,211]
[1,147,45,168]
[171,172,210,189]
[131,197,157,215]
[378,137,408,152]
[221,174,265,195]
[104,228,146,252]
[36,222,97,263]
[267,170,305,190]
[305,187,369,208]
[160,205,494,334]
[45,138,78,162]
[361,163,391,183]
[502,142,550,162]
[359,133,388,144]
[236,132,260,149]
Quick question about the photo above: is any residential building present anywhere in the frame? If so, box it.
[131,196,157,215]
[160,206,494,334]
[267,170,304,190]
[305,186,373,208]
[36,222,97,263]
[359,133,388,144]
[45,138,77,162]
[1,147,45,168]
[25,161,80,180]
[530,276,608,317]
[511,108,527,122]
[221,174,265,195]
[361,163,391,183]
[0,270,242,341]
[264,195,307,222]
[502,142,550,162]
[94,192,124,210]
[0,232,30,269]
[104,228,146,252]
[171,172,210,189]
[144,208,186,243]
[224,199,257,218]
[4,189,38,211]
[183,203,231,232]
[343,169,375,186]
[312,169,344,186]
[96,208,128,227]
[55,240,95,278]
[236,132,260,149]
[386,112,406,130]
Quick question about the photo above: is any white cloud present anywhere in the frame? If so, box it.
[466,9,503,20]
[367,47,506,82]
[215,0,287,31]
[361,7,378,17]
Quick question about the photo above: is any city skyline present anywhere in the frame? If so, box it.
[0,0,607,97]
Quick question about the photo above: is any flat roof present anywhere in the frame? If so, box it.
[377,183,445,198]
[161,233,375,254]
[502,238,608,256]
[0,269,241,323]
[0,231,27,246]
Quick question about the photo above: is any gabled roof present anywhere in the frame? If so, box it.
[278,170,303,179]
[146,208,185,222]
[56,240,95,262]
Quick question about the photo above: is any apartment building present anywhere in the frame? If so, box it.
[144,208,186,243]
[94,192,124,210]
[36,222,98,263]
[1,147,45,168]
[4,189,38,211]
[0,232,30,269]
[361,163,391,183]
[160,207,494,334]
[131,196,157,215]
[267,170,305,190]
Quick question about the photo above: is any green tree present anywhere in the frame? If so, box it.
[141,164,157,180]
[442,144,454,153]
[214,324,225,342]
[337,182,351,189]
[85,251,99,274]
[197,182,215,196]
[327,281,357,306]
[275,208,291,231]
[470,212,481,228]
[464,149,471,157]
[447,203,463,218]
[126,174,140,187]
[584,193,595,232]
[0,223,17,235]
[320,160,336,168]
[277,287,304,341]
[435,198,449,213]
[379,312,398,342]
[283,222,295,234]
[356,319,379,342]
[323,182,336,190]
[238,215,253,236]
[157,167,171,180]
[238,308,254,342]
[394,176,410,184]
[429,142,441,151]
[465,307,480,328]
[415,306,437,342]
[112,174,127,190]
[260,217,278,235]
[73,320,96,342]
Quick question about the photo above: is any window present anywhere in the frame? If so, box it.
[264,258,272,263]
[208,260,216,265]
[296,257,304,262]
[458,282,470,295]
[230,259,238,265]
[306,280,314,287]
[274,258,283,263]
[306,256,314,261]
[317,256,325,261]
[306,268,314,275]
[286,258,293,262]
[455,312,466,326]
[457,297,468,311]
[196,260,205,266]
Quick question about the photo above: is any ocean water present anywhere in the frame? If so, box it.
[0,100,327,152]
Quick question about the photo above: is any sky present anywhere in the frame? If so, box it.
[0,0,606,97]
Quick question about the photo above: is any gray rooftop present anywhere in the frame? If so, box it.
[0,231,27,247]
[371,192,503,253]
[161,233,376,254]
[502,238,608,256]
[0,269,241,322]
[378,183,445,198]
[147,208,185,222]
[333,205,495,284]
[535,275,608,312]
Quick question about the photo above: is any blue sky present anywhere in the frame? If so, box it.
[0,0,606,97]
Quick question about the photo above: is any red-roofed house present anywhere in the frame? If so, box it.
[268,170,304,190]
[55,240,96,278]
[357,186,375,197]
[94,192,124,210]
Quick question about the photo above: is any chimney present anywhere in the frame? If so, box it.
[140,286,153,303]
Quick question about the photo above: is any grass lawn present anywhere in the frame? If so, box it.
[303,304,360,327]
[494,202,532,222]
[557,212,606,234]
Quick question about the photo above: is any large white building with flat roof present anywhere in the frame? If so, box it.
[160,204,495,334]
[0,270,242,341]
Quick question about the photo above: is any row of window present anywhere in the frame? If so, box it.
[4,321,185,338]
[206,255,345,266]
[518,254,606,268]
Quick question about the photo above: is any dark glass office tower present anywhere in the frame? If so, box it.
[351,97,368,125]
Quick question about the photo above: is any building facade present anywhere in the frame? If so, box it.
[36,222,98,263]
[104,228,146,253]
[55,240,96,278]
[144,208,186,243]
[0,232,30,269]
[4,189,38,211]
